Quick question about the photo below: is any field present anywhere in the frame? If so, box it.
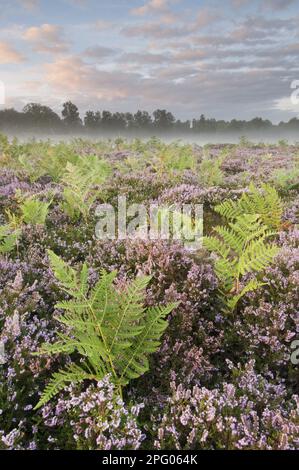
[0,134,298,450]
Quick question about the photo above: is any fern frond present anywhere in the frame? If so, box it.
[226,279,266,311]
[61,158,110,222]
[203,235,230,258]
[214,257,235,291]
[106,275,152,355]
[215,183,283,229]
[214,199,240,220]
[205,185,280,311]
[0,225,20,254]
[34,363,93,410]
[35,253,177,407]
[47,249,78,295]
[118,302,178,384]
[238,240,279,275]
[213,226,244,254]
[20,196,51,225]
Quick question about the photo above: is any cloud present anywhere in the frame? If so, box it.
[94,20,114,31]
[231,0,296,9]
[23,23,69,53]
[121,22,187,39]
[122,8,220,39]
[263,0,296,10]
[131,0,170,16]
[273,96,299,113]
[84,45,117,59]
[39,51,295,122]
[18,0,39,9]
[44,56,142,101]
[0,41,25,63]
[118,51,170,65]
[194,8,220,28]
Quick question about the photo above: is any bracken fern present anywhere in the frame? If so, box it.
[34,250,178,409]
[214,182,283,229]
[204,188,281,311]
[0,225,20,254]
[61,157,111,221]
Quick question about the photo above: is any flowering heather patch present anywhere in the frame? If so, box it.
[0,136,298,450]
[152,361,299,450]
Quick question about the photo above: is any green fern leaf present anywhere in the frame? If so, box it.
[34,363,93,410]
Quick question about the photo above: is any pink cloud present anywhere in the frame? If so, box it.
[23,24,69,54]
[131,0,172,16]
[0,41,25,64]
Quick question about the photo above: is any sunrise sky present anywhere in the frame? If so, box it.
[0,0,299,121]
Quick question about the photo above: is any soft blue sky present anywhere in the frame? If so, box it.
[0,0,299,121]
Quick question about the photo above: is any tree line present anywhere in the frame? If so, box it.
[0,101,298,135]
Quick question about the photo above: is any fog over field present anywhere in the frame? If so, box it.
[3,130,299,145]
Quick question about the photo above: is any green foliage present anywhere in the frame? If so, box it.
[0,225,20,254]
[215,183,283,229]
[151,142,196,176]
[277,139,288,147]
[0,133,10,154]
[204,186,280,311]
[271,167,299,191]
[19,196,51,225]
[239,136,253,147]
[34,250,178,409]
[198,154,224,187]
[18,143,79,182]
[61,156,111,221]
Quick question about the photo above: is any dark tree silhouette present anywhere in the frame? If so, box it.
[153,109,175,130]
[84,111,101,130]
[0,101,299,136]
[62,101,82,129]
[23,103,61,132]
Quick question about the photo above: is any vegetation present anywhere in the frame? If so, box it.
[35,250,178,409]
[0,136,298,450]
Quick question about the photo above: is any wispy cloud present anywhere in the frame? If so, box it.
[0,41,25,63]
[23,24,69,54]
[131,0,171,16]
[18,0,39,10]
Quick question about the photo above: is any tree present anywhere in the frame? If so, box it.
[23,103,61,132]
[111,112,127,131]
[133,110,152,130]
[84,110,101,131]
[153,109,175,130]
[62,101,82,129]
[101,110,113,130]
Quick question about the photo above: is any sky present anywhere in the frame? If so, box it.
[0,0,299,122]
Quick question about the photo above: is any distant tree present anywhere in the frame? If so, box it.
[229,119,245,131]
[23,103,61,132]
[153,109,175,130]
[247,117,272,130]
[62,101,82,129]
[84,110,101,130]
[175,119,191,131]
[125,112,135,130]
[192,114,207,132]
[111,112,127,131]
[285,117,299,130]
[101,110,113,130]
[0,108,24,132]
[1,101,297,137]
[133,110,152,130]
